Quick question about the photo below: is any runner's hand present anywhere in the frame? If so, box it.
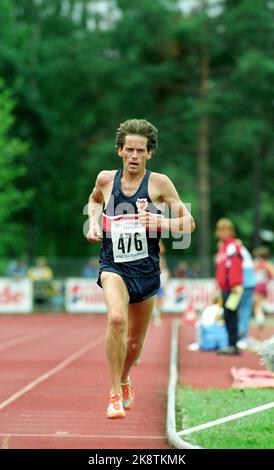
[138,210,161,229]
[87,224,102,243]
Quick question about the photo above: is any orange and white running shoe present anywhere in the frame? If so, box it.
[107,394,125,419]
[121,378,134,410]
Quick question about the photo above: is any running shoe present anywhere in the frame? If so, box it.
[107,394,125,419]
[121,377,134,410]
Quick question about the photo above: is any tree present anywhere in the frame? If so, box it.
[0,78,31,256]
[210,0,274,249]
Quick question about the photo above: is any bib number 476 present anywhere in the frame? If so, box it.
[118,232,143,254]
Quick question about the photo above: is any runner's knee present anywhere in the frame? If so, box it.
[108,309,127,332]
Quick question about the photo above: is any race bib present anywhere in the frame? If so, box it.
[111,218,148,263]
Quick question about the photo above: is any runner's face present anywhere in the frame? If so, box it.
[118,135,152,174]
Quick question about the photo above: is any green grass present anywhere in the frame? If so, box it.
[176,387,274,449]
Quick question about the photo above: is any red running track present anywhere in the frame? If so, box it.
[0,314,172,449]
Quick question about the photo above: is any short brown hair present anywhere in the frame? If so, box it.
[115,119,158,152]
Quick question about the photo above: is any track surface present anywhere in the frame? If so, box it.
[0,314,172,449]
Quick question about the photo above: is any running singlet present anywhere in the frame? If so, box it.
[99,169,162,278]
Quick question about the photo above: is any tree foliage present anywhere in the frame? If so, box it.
[0,0,273,270]
[0,78,31,256]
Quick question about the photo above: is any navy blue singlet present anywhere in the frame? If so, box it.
[98,169,161,279]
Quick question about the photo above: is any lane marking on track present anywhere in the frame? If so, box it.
[0,330,51,353]
[0,334,104,412]
[0,432,164,440]
[177,401,274,436]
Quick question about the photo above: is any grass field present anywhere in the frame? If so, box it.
[176,387,274,449]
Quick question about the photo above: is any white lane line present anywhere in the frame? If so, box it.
[177,401,274,436]
[0,330,51,353]
[0,432,164,440]
[0,334,104,411]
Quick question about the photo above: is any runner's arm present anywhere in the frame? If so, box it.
[87,172,105,242]
[138,175,195,233]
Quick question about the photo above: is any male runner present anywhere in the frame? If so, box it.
[87,119,195,418]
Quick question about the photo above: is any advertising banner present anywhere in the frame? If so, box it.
[65,278,106,313]
[162,279,217,312]
[0,278,33,313]
[65,278,274,314]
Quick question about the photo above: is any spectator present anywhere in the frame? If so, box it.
[215,218,243,355]
[196,299,228,351]
[6,258,28,279]
[237,241,256,348]
[28,257,53,307]
[28,257,53,281]
[253,246,274,328]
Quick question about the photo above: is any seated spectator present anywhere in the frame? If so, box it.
[198,301,228,351]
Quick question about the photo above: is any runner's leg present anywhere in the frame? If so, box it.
[101,271,129,396]
[121,295,155,382]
